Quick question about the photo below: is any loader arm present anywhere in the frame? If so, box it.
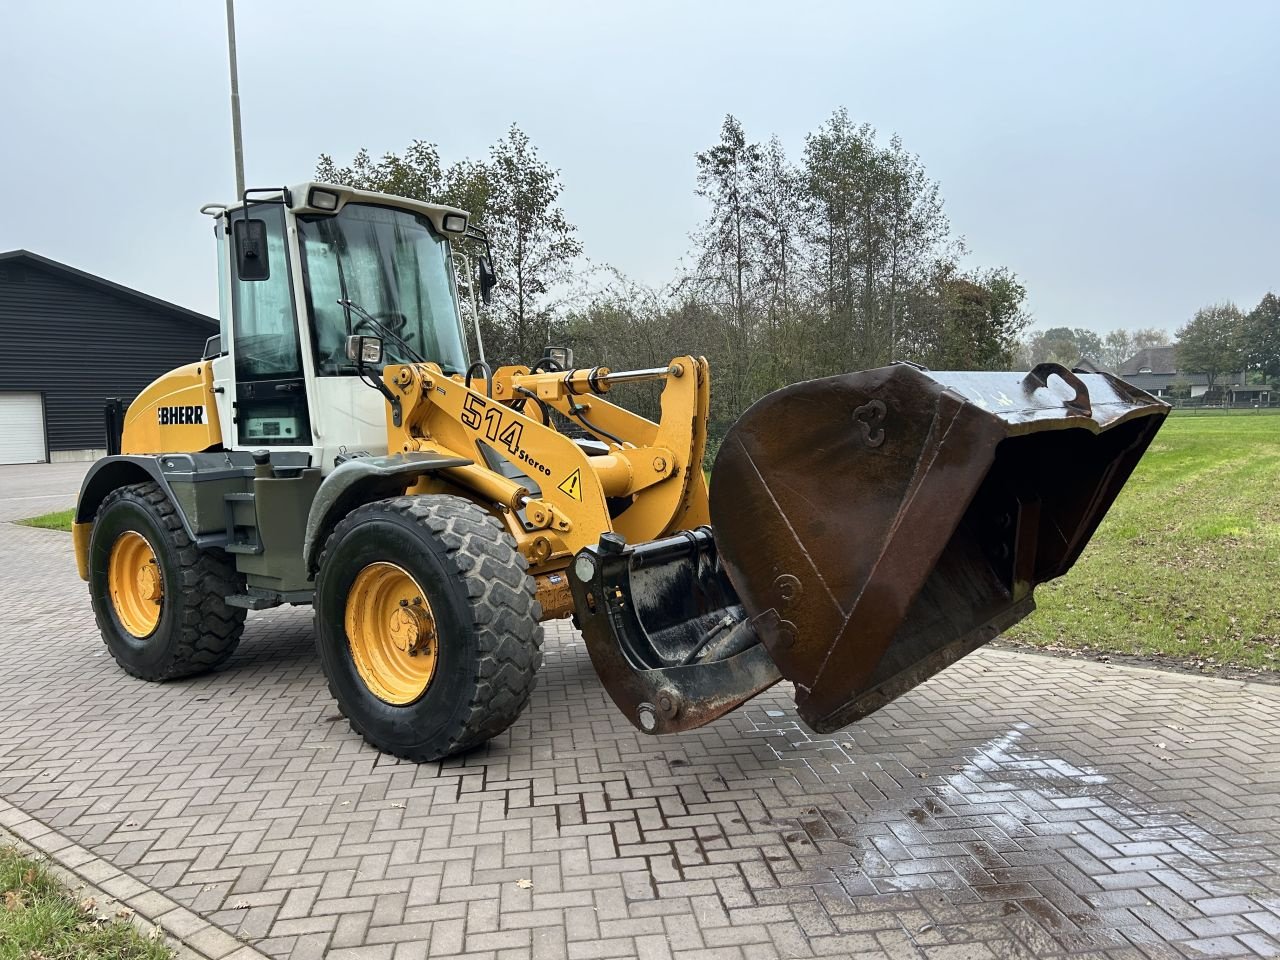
[381,356,711,571]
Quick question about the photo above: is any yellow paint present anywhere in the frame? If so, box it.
[557,468,583,501]
[122,360,222,455]
[344,562,439,705]
[73,521,93,581]
[383,355,712,579]
[107,530,163,637]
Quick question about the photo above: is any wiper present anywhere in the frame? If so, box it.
[337,298,429,366]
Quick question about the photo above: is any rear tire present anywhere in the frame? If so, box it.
[89,482,245,680]
[314,495,543,762]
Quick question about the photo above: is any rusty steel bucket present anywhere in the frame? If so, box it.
[569,362,1167,737]
[708,362,1169,732]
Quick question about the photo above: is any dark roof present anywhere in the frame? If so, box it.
[0,249,215,328]
[1075,357,1105,374]
[1118,346,1178,376]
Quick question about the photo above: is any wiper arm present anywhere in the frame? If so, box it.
[337,298,429,365]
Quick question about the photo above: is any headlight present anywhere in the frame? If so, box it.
[309,188,340,211]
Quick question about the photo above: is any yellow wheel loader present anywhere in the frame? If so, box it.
[73,182,1168,761]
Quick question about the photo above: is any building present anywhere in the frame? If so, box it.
[1116,346,1242,400]
[0,250,215,464]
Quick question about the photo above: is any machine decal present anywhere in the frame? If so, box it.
[460,392,552,477]
[157,405,207,426]
[557,468,583,501]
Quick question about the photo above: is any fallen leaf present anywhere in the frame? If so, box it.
[515,878,533,890]
[116,907,135,919]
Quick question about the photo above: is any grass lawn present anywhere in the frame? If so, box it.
[1003,411,1280,674]
[0,846,171,959]
[15,509,74,532]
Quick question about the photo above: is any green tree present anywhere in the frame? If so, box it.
[691,115,766,416]
[1177,303,1245,396]
[1024,327,1104,367]
[316,140,446,199]
[919,267,1030,369]
[1244,292,1280,382]
[483,125,583,361]
[801,109,957,370]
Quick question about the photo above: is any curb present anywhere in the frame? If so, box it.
[0,795,270,960]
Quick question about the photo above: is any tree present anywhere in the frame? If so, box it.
[1131,327,1172,351]
[1099,329,1134,371]
[1024,327,1104,368]
[482,125,583,361]
[1244,292,1280,382]
[1177,303,1245,396]
[800,109,957,370]
[691,115,765,416]
[919,267,1029,369]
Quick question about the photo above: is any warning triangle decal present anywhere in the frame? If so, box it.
[557,468,583,501]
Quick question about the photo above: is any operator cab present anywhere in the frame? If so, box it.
[206,183,486,471]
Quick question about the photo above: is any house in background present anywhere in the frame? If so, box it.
[0,250,215,464]
[1115,346,1244,400]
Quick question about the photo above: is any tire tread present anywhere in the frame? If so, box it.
[316,495,542,761]
[93,482,245,679]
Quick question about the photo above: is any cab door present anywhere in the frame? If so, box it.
[225,203,313,450]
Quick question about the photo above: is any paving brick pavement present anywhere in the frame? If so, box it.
[1,462,1278,959]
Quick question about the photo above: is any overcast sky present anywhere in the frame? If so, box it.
[2,1,1275,334]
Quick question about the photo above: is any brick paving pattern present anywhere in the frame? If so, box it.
[0,462,1277,959]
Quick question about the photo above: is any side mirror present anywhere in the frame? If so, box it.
[233,219,270,281]
[345,334,383,367]
[477,256,497,305]
[202,334,223,360]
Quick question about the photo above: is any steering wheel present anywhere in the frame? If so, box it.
[353,311,409,336]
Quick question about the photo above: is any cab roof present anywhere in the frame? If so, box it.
[201,181,471,238]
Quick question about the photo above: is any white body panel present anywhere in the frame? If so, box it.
[309,376,391,467]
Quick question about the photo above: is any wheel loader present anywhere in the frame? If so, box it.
[72,182,1169,761]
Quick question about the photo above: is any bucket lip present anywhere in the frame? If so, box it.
[918,368,1170,435]
[990,400,1170,436]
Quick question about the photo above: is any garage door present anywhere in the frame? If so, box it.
[0,393,46,464]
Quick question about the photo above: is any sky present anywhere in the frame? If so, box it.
[2,0,1276,334]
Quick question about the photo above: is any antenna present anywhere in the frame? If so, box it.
[224,0,246,200]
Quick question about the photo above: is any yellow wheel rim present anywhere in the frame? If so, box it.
[108,530,163,638]
[344,562,440,705]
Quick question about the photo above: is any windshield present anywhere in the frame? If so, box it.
[297,203,469,374]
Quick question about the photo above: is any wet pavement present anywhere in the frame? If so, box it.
[0,462,1278,959]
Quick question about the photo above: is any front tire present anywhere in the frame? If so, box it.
[314,495,543,762]
[89,482,245,680]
